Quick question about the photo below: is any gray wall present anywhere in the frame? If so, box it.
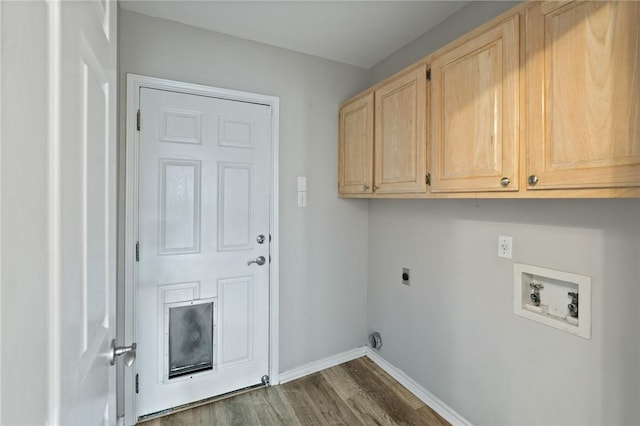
[368,200,640,424]
[367,2,640,424]
[117,9,370,377]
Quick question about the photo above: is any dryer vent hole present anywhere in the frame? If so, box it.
[368,332,382,351]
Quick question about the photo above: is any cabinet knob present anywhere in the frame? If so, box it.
[363,185,369,191]
[500,177,511,187]
[528,175,539,185]
[373,185,379,192]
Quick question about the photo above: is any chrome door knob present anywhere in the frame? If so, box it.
[110,339,137,367]
[247,256,266,266]
[500,177,511,187]
[528,175,539,185]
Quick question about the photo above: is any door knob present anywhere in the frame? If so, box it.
[247,256,266,266]
[500,177,511,187]
[110,339,137,367]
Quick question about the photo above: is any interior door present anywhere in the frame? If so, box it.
[135,87,272,417]
[56,0,118,424]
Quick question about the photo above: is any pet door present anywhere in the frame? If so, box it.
[164,298,216,380]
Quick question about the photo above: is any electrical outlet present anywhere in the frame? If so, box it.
[498,235,512,259]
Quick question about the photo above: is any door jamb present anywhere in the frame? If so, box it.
[123,73,280,425]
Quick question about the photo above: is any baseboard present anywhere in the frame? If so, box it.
[365,348,472,426]
[278,346,367,384]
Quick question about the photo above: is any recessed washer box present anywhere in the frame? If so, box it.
[514,263,591,339]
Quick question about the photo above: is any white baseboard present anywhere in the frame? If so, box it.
[278,346,367,384]
[365,348,472,426]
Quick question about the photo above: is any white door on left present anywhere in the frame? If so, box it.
[55,1,119,424]
[1,1,117,424]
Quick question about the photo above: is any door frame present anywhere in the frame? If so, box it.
[123,74,280,425]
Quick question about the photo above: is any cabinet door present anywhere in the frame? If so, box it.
[374,65,427,193]
[430,15,519,192]
[526,1,640,190]
[338,92,374,194]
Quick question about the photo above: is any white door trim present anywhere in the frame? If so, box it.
[123,74,279,425]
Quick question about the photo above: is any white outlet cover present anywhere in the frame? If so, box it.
[498,235,512,259]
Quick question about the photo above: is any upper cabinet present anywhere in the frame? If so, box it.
[430,15,520,192]
[338,65,427,196]
[374,65,427,194]
[338,92,374,195]
[338,1,640,199]
[525,1,640,190]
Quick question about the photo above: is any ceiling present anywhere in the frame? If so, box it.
[119,1,471,69]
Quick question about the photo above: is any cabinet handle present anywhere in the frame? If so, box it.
[500,177,511,187]
[528,175,539,185]
[373,185,379,192]
[363,185,369,191]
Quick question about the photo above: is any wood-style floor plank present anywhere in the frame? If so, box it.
[320,365,396,425]
[342,358,436,426]
[138,357,451,426]
[361,357,424,410]
[247,386,300,426]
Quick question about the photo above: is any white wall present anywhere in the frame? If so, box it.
[0,2,50,424]
[117,9,370,376]
[367,2,640,424]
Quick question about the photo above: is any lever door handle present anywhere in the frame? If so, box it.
[110,339,137,367]
[247,256,266,266]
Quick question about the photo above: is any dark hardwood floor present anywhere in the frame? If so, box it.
[140,356,450,425]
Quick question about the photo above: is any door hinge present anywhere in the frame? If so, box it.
[426,173,431,186]
[136,109,141,131]
[135,374,139,394]
[426,68,431,81]
[135,241,140,262]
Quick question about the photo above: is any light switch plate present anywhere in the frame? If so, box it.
[297,191,307,207]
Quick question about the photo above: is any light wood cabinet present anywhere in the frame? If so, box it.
[338,65,427,196]
[337,1,640,199]
[525,1,640,190]
[374,65,427,194]
[338,92,373,194]
[430,15,519,192]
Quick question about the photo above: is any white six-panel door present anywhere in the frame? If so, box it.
[135,87,272,417]
[55,1,118,424]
